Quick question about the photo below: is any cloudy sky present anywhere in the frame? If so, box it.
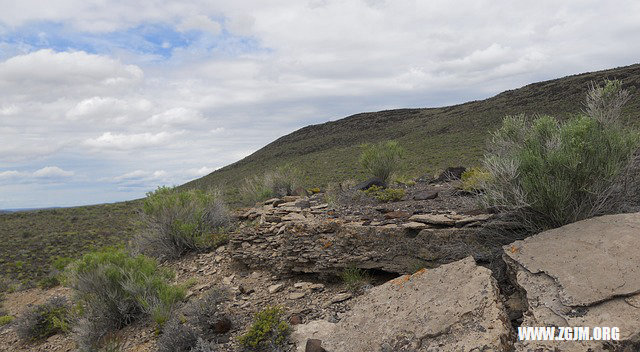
[1,0,639,208]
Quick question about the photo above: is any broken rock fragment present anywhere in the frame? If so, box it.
[292,257,512,351]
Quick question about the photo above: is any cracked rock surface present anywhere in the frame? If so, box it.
[504,213,640,352]
[291,256,513,352]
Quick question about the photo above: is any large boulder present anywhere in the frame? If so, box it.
[504,213,640,352]
[291,257,513,351]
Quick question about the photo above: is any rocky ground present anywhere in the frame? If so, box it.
[2,177,639,351]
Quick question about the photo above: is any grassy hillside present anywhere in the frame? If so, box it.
[2,63,640,286]
[0,201,141,288]
[184,64,640,200]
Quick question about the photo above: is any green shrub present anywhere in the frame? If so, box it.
[359,140,404,183]
[52,256,74,271]
[240,165,302,205]
[585,79,631,125]
[15,296,71,341]
[340,266,370,293]
[238,306,290,351]
[38,275,61,289]
[65,248,185,350]
[461,167,491,192]
[364,185,406,202]
[0,315,14,326]
[483,81,639,229]
[134,186,230,259]
[38,256,76,289]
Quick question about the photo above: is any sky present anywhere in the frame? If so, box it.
[1,0,640,208]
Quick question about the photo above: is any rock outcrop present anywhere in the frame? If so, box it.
[291,256,513,351]
[504,213,640,352]
[232,194,502,276]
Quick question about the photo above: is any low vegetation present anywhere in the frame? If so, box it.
[0,315,14,326]
[340,266,371,293]
[133,186,230,260]
[15,296,71,341]
[483,80,640,229]
[65,247,185,350]
[460,167,491,192]
[363,185,406,202]
[359,140,404,184]
[238,306,290,351]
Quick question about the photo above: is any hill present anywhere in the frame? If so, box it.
[185,63,640,200]
[2,63,640,286]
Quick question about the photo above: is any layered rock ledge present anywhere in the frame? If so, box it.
[231,194,511,276]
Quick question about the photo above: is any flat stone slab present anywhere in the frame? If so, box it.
[504,213,640,306]
[409,213,456,226]
[504,213,640,351]
[292,257,512,351]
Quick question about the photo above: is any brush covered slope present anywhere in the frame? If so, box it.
[185,64,640,198]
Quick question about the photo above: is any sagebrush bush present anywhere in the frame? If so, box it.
[264,165,300,198]
[240,165,302,204]
[359,140,404,184]
[240,175,275,205]
[363,185,406,202]
[157,319,199,352]
[183,288,229,338]
[483,81,639,229]
[15,296,71,341]
[157,288,229,352]
[134,186,230,260]
[585,79,631,125]
[238,306,290,351]
[65,248,185,350]
[191,338,214,352]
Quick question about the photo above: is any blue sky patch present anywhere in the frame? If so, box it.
[0,20,265,60]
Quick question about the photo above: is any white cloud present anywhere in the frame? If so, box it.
[33,166,74,178]
[185,166,217,176]
[84,131,175,150]
[113,169,167,182]
[0,170,23,179]
[0,104,21,115]
[177,15,222,35]
[0,166,74,185]
[0,49,142,90]
[146,107,203,127]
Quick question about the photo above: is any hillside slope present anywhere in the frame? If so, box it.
[184,64,640,195]
[3,64,640,286]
